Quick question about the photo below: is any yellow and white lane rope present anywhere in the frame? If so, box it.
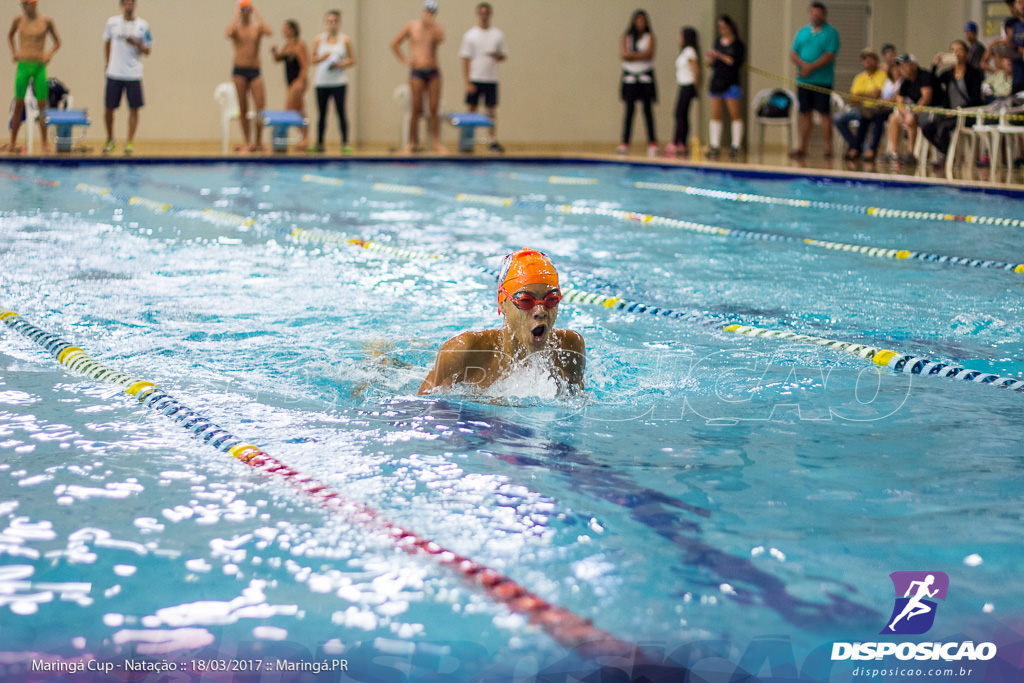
[634,181,1024,228]
[299,176,1024,275]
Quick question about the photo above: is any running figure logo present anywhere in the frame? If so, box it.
[881,571,949,635]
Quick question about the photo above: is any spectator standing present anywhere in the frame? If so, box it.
[459,2,506,153]
[311,10,355,154]
[618,9,658,157]
[789,1,840,159]
[102,0,151,156]
[705,14,745,159]
[666,26,699,157]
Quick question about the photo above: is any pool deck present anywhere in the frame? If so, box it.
[3,139,1023,191]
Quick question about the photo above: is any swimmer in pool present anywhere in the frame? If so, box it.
[418,248,585,395]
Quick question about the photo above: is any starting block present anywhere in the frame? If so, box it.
[262,110,306,153]
[449,112,493,153]
[45,109,90,153]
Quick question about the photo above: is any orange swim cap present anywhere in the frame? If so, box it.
[238,0,252,8]
[497,248,559,308]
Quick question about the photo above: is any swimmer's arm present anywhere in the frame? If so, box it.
[296,40,310,79]
[418,334,479,394]
[556,330,586,392]
[8,18,17,61]
[43,18,60,63]
[391,23,412,65]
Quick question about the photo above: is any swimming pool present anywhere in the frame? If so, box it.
[1,160,1022,682]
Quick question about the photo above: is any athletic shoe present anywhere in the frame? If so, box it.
[124,142,134,156]
[647,143,659,157]
[729,147,740,160]
[616,144,628,155]
[707,147,720,159]
[342,145,354,155]
[102,140,115,155]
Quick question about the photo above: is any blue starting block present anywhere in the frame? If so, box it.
[449,112,493,153]
[45,109,89,153]
[263,110,306,153]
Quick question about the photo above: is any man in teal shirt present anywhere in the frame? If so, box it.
[789,2,840,159]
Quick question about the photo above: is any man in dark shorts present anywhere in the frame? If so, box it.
[789,2,840,159]
[102,0,151,155]
[226,0,271,153]
[459,2,506,153]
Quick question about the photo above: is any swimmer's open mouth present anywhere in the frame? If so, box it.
[531,324,547,342]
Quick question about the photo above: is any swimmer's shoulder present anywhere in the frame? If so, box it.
[439,328,502,353]
[552,329,585,355]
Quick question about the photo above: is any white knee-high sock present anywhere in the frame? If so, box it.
[709,120,723,148]
[731,121,744,149]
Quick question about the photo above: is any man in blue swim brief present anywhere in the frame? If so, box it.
[391,0,446,154]
[226,0,271,153]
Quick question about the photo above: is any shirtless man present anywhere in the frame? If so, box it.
[419,249,585,396]
[391,0,446,154]
[226,0,271,153]
[7,0,61,154]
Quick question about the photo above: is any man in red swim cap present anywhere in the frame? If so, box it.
[419,248,585,395]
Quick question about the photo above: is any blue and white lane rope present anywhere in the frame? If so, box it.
[723,324,1024,391]
[634,181,1024,228]
[0,308,652,661]
[325,178,1024,276]
[59,174,1024,396]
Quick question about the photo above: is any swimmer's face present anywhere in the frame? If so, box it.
[501,283,559,352]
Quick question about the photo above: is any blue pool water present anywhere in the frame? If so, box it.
[1,160,1022,681]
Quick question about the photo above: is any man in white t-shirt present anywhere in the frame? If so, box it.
[459,2,505,153]
[102,0,151,155]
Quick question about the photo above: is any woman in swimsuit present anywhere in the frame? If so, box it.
[271,19,309,149]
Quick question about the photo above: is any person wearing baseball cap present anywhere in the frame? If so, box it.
[964,21,986,70]
[419,249,585,395]
[886,52,933,164]
[835,47,887,161]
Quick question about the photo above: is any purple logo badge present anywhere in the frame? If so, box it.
[881,571,949,635]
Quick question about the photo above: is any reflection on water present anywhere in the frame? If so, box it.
[1,161,1022,679]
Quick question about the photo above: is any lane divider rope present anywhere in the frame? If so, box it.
[0,308,649,661]
[634,181,1024,229]
[45,173,1024,397]
[0,169,59,187]
[723,323,1024,391]
[341,179,1024,275]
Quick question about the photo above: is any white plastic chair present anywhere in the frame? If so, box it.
[945,104,997,180]
[750,88,796,157]
[23,90,38,155]
[214,82,258,154]
[393,83,443,151]
[994,104,1024,182]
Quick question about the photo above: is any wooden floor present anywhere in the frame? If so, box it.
[9,138,1024,189]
